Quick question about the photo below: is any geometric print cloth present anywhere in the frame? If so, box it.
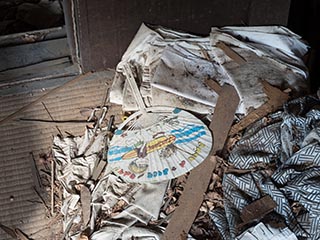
[209,96,320,240]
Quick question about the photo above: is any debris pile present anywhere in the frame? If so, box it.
[110,23,308,115]
[210,96,320,240]
[46,23,320,240]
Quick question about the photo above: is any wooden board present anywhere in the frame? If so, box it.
[229,82,289,136]
[0,38,70,72]
[240,195,277,224]
[62,1,80,65]
[163,84,239,239]
[0,57,79,85]
[0,26,66,47]
[216,42,247,65]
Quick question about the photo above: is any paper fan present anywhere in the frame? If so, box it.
[107,64,213,182]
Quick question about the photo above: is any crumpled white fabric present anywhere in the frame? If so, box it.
[235,222,297,240]
[90,174,168,239]
[209,26,308,113]
[53,127,104,221]
[110,23,309,115]
[52,127,168,239]
[91,226,163,240]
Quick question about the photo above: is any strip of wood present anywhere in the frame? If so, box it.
[0,26,66,47]
[0,72,92,126]
[51,158,55,216]
[80,184,91,226]
[216,41,246,65]
[18,118,92,124]
[163,84,239,239]
[204,78,222,94]
[240,195,277,224]
[0,38,70,72]
[91,116,114,181]
[229,81,289,136]
[0,57,79,85]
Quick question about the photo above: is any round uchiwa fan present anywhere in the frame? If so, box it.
[107,64,212,182]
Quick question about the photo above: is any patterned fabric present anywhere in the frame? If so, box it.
[210,96,320,240]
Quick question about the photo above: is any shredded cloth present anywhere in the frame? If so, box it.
[210,96,320,240]
[53,127,168,239]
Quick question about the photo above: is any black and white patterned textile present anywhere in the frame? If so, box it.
[210,96,320,240]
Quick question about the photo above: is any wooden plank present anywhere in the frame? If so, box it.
[80,185,91,226]
[14,228,30,240]
[0,26,66,47]
[240,195,276,224]
[0,57,79,85]
[229,82,289,136]
[163,84,239,240]
[0,38,69,71]
[216,42,246,65]
[204,78,222,93]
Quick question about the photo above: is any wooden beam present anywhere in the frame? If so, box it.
[163,84,239,239]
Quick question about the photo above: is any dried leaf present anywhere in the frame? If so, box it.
[206,192,222,201]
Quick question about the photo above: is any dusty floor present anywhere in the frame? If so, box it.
[0,70,117,239]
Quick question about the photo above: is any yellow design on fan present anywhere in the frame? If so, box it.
[122,135,176,160]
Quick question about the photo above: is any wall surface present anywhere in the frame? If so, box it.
[74,0,291,71]
[289,0,320,91]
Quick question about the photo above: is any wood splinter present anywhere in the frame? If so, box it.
[163,84,240,240]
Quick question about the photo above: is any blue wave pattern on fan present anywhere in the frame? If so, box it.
[107,108,212,183]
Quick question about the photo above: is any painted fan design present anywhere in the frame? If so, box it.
[107,64,212,182]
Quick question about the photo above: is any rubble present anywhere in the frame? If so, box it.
[32,23,317,240]
[110,23,309,115]
[210,97,320,240]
